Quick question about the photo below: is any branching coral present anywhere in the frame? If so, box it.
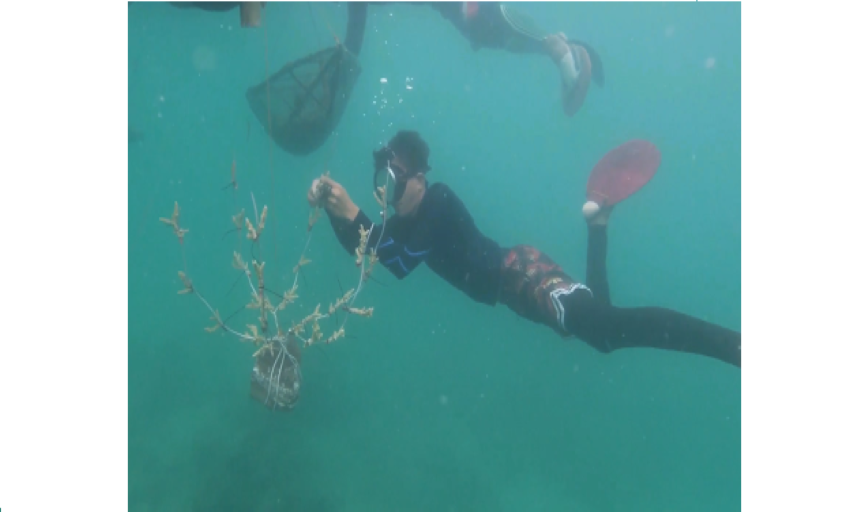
[161,172,382,411]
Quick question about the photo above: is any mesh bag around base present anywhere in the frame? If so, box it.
[250,338,302,411]
[246,44,361,156]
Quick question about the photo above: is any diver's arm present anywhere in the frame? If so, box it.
[345,2,368,56]
[375,215,434,280]
[327,206,435,280]
[327,209,378,257]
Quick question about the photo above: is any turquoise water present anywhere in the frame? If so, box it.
[129,2,740,511]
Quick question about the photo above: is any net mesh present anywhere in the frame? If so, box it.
[246,44,361,156]
[249,337,302,411]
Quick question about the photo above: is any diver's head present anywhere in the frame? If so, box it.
[373,130,431,217]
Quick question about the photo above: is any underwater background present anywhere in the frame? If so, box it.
[128,2,740,511]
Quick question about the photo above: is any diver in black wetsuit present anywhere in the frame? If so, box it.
[171,1,601,117]
[307,131,742,368]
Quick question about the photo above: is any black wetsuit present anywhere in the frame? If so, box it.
[331,182,503,304]
[328,182,741,368]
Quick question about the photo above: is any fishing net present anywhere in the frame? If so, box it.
[249,337,303,411]
[246,44,361,156]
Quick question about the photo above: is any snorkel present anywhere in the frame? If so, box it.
[370,146,395,256]
[373,146,409,207]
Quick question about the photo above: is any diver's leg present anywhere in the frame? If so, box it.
[428,2,597,116]
[555,287,742,368]
[582,200,612,305]
[584,224,611,306]
[428,2,545,54]
[499,246,741,367]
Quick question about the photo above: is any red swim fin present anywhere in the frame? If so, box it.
[586,140,661,207]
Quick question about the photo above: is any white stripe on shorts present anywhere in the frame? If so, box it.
[549,283,592,333]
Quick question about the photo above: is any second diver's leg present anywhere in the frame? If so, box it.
[429,1,547,54]
[428,2,596,116]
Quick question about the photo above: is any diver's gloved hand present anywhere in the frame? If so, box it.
[544,33,593,117]
[308,177,360,223]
